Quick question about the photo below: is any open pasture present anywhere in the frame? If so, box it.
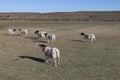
[0,21,120,80]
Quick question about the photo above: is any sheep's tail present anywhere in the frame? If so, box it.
[53,48,60,62]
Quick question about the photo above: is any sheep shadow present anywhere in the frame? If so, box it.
[68,39,85,42]
[3,33,9,35]
[34,40,48,43]
[19,56,45,63]
[3,33,21,36]
[25,37,47,43]
[25,36,38,40]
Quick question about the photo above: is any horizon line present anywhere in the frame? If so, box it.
[0,10,120,14]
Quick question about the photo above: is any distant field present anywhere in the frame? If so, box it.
[0,11,120,21]
[0,21,120,80]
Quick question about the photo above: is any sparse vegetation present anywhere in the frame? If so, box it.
[0,11,120,21]
[0,21,120,80]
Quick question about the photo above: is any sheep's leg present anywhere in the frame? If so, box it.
[25,34,28,37]
[8,33,10,35]
[57,57,60,66]
[45,60,48,63]
[58,57,60,62]
[45,57,49,63]
[54,59,57,67]
[94,38,96,41]
[52,40,53,44]
[90,40,93,43]
[47,40,49,43]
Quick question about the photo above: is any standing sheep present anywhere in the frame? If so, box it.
[39,44,60,67]
[34,30,47,41]
[81,32,96,43]
[19,29,30,37]
[46,33,56,44]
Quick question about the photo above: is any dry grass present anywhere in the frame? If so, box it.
[0,21,120,80]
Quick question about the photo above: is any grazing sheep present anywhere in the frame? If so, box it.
[39,44,60,67]
[46,33,56,44]
[19,29,29,37]
[34,30,47,41]
[81,32,96,42]
[8,28,16,35]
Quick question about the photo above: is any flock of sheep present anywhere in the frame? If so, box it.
[8,28,96,67]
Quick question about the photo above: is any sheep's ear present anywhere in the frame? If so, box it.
[39,44,43,46]
[80,32,83,35]
[81,32,84,35]
[13,29,16,31]
[44,45,47,47]
[39,44,46,47]
[34,30,39,33]
[44,33,48,36]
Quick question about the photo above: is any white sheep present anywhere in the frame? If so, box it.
[8,28,16,35]
[46,33,56,44]
[39,44,60,67]
[81,32,96,43]
[34,30,47,41]
[19,29,29,37]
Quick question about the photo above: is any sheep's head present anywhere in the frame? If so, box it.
[13,29,16,32]
[18,29,21,31]
[39,44,47,51]
[44,33,48,37]
[39,44,47,47]
[81,32,85,36]
[34,30,39,34]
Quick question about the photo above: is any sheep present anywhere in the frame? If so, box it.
[8,28,16,35]
[81,32,96,43]
[34,30,47,41]
[19,29,29,37]
[46,33,56,44]
[39,44,60,67]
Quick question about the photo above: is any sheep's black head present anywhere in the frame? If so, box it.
[39,44,47,48]
[44,33,48,37]
[18,29,21,31]
[34,30,39,34]
[39,44,47,52]
[13,29,16,32]
[81,32,85,35]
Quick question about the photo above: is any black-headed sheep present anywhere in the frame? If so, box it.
[81,32,96,42]
[34,30,47,41]
[39,44,60,67]
[46,33,56,44]
[8,28,16,35]
[19,29,30,37]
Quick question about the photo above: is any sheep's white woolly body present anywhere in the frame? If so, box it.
[46,33,56,43]
[40,44,60,67]
[44,47,52,58]
[19,29,29,37]
[34,30,56,43]
[8,28,16,35]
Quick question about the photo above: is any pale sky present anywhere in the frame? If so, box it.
[0,0,120,13]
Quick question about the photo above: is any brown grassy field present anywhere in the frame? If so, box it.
[0,11,120,21]
[0,21,120,80]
